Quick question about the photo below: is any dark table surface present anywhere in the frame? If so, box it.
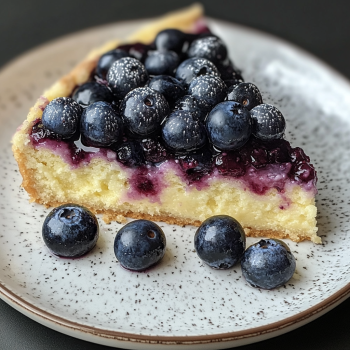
[1,1,350,349]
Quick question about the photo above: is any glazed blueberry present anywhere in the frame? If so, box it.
[175,57,220,86]
[80,101,123,147]
[120,87,170,136]
[194,215,246,269]
[173,95,211,122]
[188,75,227,107]
[241,239,296,290]
[113,140,145,167]
[72,82,114,108]
[117,42,152,63]
[96,49,130,79]
[42,204,99,258]
[226,82,263,111]
[147,75,185,106]
[42,97,82,139]
[155,29,186,53]
[107,57,148,100]
[188,36,227,65]
[161,110,207,154]
[206,101,252,151]
[140,138,170,164]
[250,104,286,140]
[145,50,179,76]
[114,220,166,271]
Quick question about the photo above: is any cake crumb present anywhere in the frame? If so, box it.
[102,213,127,224]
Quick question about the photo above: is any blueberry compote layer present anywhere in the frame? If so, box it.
[30,118,317,200]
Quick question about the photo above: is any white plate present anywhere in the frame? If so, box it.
[0,18,350,350]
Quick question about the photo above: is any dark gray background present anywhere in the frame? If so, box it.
[1,0,349,349]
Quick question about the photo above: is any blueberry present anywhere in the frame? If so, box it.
[216,58,244,85]
[155,29,186,53]
[42,204,99,258]
[188,36,227,65]
[120,87,170,136]
[42,97,82,139]
[145,50,179,76]
[194,215,246,269]
[161,110,207,154]
[206,101,252,151]
[114,220,166,271]
[140,138,170,164]
[113,140,145,167]
[117,43,151,63]
[175,57,220,86]
[96,49,130,79]
[241,239,296,290]
[107,57,148,100]
[72,82,114,108]
[250,104,286,140]
[188,75,227,107]
[173,95,211,122]
[147,75,185,106]
[80,101,123,147]
[226,82,263,111]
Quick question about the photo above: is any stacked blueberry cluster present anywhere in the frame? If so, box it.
[37,28,290,178]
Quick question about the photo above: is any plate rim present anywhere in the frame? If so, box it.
[1,16,350,347]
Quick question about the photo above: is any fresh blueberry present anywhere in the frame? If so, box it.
[107,57,148,100]
[188,75,227,107]
[250,104,286,140]
[194,215,246,269]
[155,29,186,53]
[114,220,166,271]
[120,87,170,136]
[147,75,185,106]
[173,95,211,122]
[216,58,244,84]
[187,36,227,65]
[241,239,296,290]
[42,97,82,139]
[175,57,220,86]
[116,42,152,63]
[42,204,99,258]
[145,50,179,76]
[161,110,207,154]
[113,140,145,167]
[206,101,252,151]
[72,82,114,108]
[226,82,263,111]
[80,101,123,147]
[96,49,130,79]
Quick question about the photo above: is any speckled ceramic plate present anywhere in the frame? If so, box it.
[0,18,350,350]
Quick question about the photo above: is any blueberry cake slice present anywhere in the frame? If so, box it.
[12,4,320,243]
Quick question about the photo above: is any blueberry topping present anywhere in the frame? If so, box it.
[140,138,170,164]
[161,110,207,154]
[206,101,252,151]
[147,75,185,106]
[216,58,244,83]
[155,29,186,53]
[194,215,246,269]
[188,75,227,107]
[188,36,227,65]
[80,101,123,147]
[241,239,296,289]
[96,49,130,79]
[173,95,211,122]
[120,87,170,136]
[107,57,148,100]
[72,82,114,108]
[113,140,145,167]
[226,82,263,111]
[250,104,286,140]
[116,42,152,63]
[114,220,166,271]
[145,50,179,76]
[175,57,220,86]
[42,204,99,258]
[42,97,82,139]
